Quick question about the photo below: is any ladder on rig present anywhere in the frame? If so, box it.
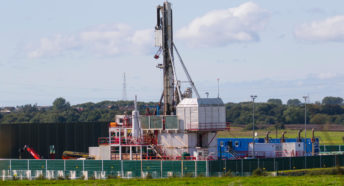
[148,144,165,159]
[228,148,240,159]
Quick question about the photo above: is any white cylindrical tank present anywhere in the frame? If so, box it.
[132,96,141,139]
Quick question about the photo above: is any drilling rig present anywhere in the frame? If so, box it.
[154,1,200,115]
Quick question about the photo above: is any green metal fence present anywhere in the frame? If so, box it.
[320,145,344,153]
[1,155,344,180]
[208,155,344,176]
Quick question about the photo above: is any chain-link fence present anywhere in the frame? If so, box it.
[1,155,344,180]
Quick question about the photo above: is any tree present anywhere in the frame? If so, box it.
[267,99,282,105]
[287,99,301,106]
[52,97,70,111]
[310,114,330,124]
[322,97,343,105]
[282,107,305,124]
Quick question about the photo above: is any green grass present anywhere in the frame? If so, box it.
[218,127,344,145]
[1,176,344,186]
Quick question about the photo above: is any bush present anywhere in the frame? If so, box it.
[145,173,152,179]
[252,168,266,176]
[224,169,232,177]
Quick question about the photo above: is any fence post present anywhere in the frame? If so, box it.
[140,159,143,178]
[160,160,163,178]
[320,155,322,168]
[181,160,184,177]
[121,160,124,178]
[205,161,209,177]
[101,160,104,172]
[289,157,291,170]
[64,160,66,172]
[9,160,11,172]
[224,160,226,174]
[83,160,85,171]
[241,159,243,176]
[46,160,48,171]
[194,161,197,177]
[27,160,29,170]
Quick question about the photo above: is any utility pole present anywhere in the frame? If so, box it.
[251,95,257,158]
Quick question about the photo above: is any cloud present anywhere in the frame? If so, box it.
[176,2,269,47]
[294,16,344,42]
[28,24,154,58]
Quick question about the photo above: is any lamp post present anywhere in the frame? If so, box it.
[303,96,308,156]
[251,95,257,158]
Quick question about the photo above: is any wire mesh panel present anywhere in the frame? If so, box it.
[123,160,141,178]
[275,157,290,171]
[183,161,196,177]
[162,161,182,177]
[11,160,28,170]
[338,155,344,166]
[29,160,45,170]
[103,160,121,176]
[165,116,178,129]
[47,160,64,170]
[65,160,83,171]
[196,161,207,177]
[321,155,335,168]
[142,160,161,178]
[325,145,340,152]
[242,159,259,173]
[290,157,305,170]
[225,160,238,175]
[0,160,10,170]
[259,158,275,171]
[207,160,223,177]
[306,156,321,169]
[84,160,102,171]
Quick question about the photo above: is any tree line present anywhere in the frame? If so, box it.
[0,96,343,125]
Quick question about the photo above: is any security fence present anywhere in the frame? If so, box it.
[1,155,344,180]
[320,145,344,153]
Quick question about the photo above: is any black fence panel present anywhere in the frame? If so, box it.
[0,122,108,159]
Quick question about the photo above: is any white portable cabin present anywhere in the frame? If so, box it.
[176,98,226,131]
[158,98,226,159]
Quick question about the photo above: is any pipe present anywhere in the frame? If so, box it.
[265,131,271,143]
[297,129,303,142]
[281,131,287,143]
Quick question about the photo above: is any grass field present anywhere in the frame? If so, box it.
[1,176,344,186]
[218,127,344,145]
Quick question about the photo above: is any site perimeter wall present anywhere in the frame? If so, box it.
[0,122,108,159]
[0,155,344,179]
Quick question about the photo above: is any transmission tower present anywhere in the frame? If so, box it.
[122,73,127,101]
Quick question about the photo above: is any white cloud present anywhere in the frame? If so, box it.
[28,24,154,58]
[176,2,269,47]
[294,16,344,42]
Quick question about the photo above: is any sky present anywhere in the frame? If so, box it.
[0,0,343,106]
